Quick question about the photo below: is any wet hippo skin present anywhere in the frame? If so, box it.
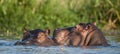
[68,32,82,47]
[68,23,86,47]
[52,26,82,47]
[84,23,109,46]
[15,22,109,47]
[73,22,110,46]
[52,27,73,45]
[14,28,55,46]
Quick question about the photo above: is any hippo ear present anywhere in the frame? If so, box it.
[22,27,29,41]
[23,27,28,33]
[92,22,96,26]
[45,29,50,36]
[85,25,90,30]
[75,25,80,29]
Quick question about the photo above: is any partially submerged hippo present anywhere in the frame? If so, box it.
[68,32,81,47]
[15,22,109,47]
[52,27,73,45]
[73,22,109,46]
[52,26,82,47]
[69,23,86,47]
[14,28,55,46]
[53,22,109,47]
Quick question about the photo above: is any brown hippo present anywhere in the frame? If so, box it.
[68,32,82,47]
[73,22,110,46]
[52,27,73,45]
[68,23,86,47]
[14,28,55,46]
[52,26,83,47]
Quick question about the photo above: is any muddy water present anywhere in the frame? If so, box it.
[0,36,120,54]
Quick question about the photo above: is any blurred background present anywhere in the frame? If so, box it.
[0,0,120,40]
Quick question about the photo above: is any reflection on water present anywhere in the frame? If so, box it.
[0,36,120,54]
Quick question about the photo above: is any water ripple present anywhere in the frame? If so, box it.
[0,36,120,54]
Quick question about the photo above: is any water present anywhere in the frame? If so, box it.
[0,36,120,54]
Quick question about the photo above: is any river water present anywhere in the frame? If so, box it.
[0,36,120,54]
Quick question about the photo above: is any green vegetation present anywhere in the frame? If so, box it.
[0,0,120,39]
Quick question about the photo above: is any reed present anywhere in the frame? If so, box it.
[0,0,119,39]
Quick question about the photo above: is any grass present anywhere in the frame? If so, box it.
[0,0,120,39]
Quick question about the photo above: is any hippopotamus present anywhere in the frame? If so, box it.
[52,26,82,47]
[73,22,110,46]
[53,22,109,47]
[68,32,81,47]
[14,28,55,46]
[52,27,73,45]
[68,23,86,47]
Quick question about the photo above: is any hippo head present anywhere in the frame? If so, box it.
[35,29,50,44]
[15,28,51,46]
[85,22,97,32]
[53,27,73,45]
[73,22,97,39]
[72,22,97,46]
[73,23,87,36]
[82,22,110,46]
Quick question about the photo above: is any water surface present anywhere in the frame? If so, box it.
[0,36,120,54]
